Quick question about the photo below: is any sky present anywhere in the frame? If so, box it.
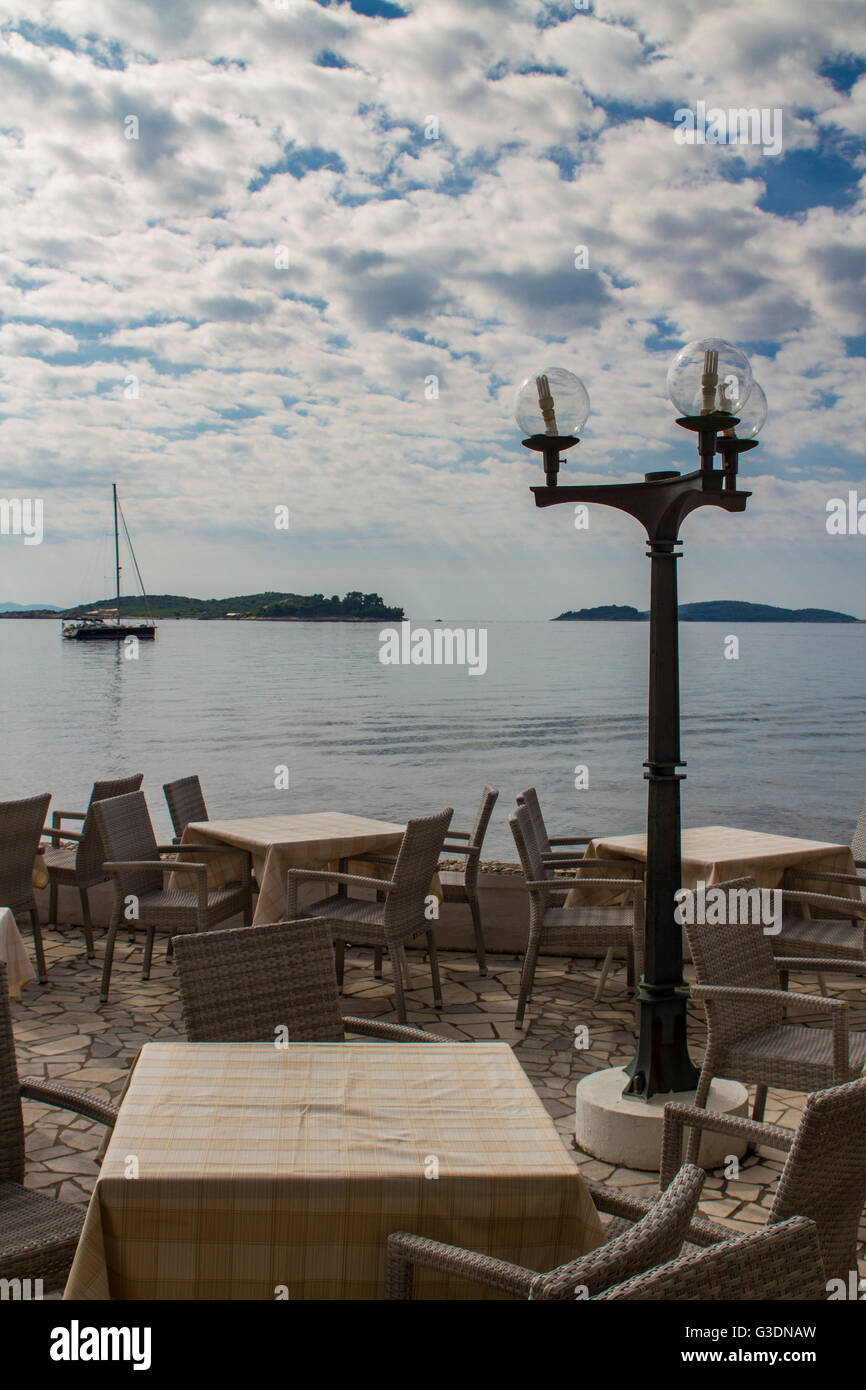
[0,0,865,617]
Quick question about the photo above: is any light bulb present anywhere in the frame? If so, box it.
[514,367,590,438]
[667,338,753,417]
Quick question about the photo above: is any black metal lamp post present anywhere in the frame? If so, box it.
[515,344,767,1100]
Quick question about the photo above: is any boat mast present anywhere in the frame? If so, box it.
[113,482,121,620]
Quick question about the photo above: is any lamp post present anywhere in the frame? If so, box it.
[516,341,766,1100]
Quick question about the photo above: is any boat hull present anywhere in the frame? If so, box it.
[64,625,156,641]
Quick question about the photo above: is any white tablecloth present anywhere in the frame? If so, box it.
[0,907,36,999]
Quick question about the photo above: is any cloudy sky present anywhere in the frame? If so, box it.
[1,0,865,617]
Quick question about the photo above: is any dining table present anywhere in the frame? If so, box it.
[0,907,36,999]
[172,811,431,926]
[565,824,860,908]
[63,1040,604,1300]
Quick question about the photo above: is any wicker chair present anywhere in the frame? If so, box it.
[0,962,117,1293]
[286,808,453,1024]
[386,1162,705,1299]
[509,803,643,1025]
[659,1076,866,1284]
[596,1215,826,1301]
[173,919,445,1043]
[93,790,253,1004]
[686,876,866,1122]
[437,785,499,976]
[772,884,866,980]
[41,773,143,960]
[163,775,208,842]
[0,793,51,985]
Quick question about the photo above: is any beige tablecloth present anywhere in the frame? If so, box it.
[173,812,417,925]
[566,825,858,908]
[0,908,36,999]
[64,1041,603,1301]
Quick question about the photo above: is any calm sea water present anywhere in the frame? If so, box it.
[2,618,864,859]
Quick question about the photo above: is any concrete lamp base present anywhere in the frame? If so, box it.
[575,1066,750,1173]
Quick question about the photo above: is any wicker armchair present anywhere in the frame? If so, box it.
[0,793,51,984]
[0,962,117,1292]
[41,773,143,960]
[173,919,445,1044]
[286,808,453,1024]
[509,803,643,1024]
[438,785,499,976]
[659,1076,866,1284]
[386,1162,705,1299]
[597,1216,826,1301]
[773,884,866,979]
[163,775,208,842]
[686,876,866,1122]
[93,790,253,1004]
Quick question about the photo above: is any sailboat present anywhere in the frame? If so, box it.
[62,485,157,642]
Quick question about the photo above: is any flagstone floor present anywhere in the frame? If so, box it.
[10,923,866,1277]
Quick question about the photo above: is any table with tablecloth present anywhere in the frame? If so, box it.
[63,1040,604,1300]
[173,811,434,926]
[565,825,859,909]
[0,907,36,999]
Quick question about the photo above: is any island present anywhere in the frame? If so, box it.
[554,600,861,623]
[50,591,405,622]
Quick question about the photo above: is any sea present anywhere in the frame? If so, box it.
[2,618,864,859]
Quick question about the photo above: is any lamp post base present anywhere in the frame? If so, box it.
[575,1068,749,1172]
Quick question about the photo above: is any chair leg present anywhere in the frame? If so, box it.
[515,937,541,1028]
[684,1066,715,1164]
[817,972,828,997]
[752,1083,768,1123]
[48,879,59,927]
[467,893,487,977]
[141,928,155,980]
[391,945,409,1024]
[165,937,174,963]
[594,947,616,1002]
[79,889,95,960]
[29,907,47,985]
[373,946,383,979]
[334,939,346,989]
[100,911,121,1003]
[426,930,443,1011]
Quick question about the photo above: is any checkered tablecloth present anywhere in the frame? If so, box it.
[566,825,859,907]
[63,1041,603,1300]
[173,812,413,925]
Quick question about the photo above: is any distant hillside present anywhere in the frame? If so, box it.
[59,591,404,621]
[555,600,861,623]
[0,601,61,612]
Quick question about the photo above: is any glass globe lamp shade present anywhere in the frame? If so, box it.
[666,338,753,417]
[733,380,767,439]
[514,366,590,438]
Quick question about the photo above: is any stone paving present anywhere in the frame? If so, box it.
[9,920,866,1275]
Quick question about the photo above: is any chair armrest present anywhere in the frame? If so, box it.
[343,1017,446,1043]
[784,868,865,889]
[659,1101,794,1189]
[445,830,471,840]
[524,877,641,892]
[780,888,866,918]
[441,843,480,858]
[549,836,592,846]
[104,859,207,877]
[42,827,83,844]
[352,851,399,865]
[387,1231,537,1299]
[774,956,866,975]
[690,982,846,1013]
[52,811,86,826]
[583,1181,657,1224]
[20,1079,118,1129]
[286,867,393,892]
